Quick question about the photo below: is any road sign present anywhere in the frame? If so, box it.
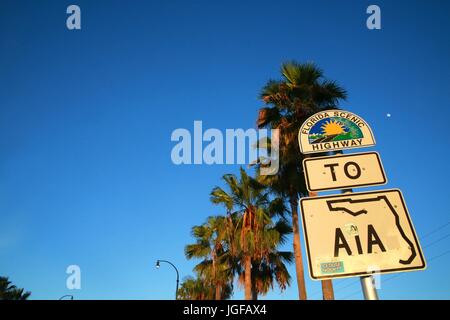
[298,110,376,154]
[300,189,426,280]
[303,152,387,192]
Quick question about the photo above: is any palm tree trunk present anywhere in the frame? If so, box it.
[215,284,221,300]
[308,190,335,300]
[321,280,335,300]
[252,288,258,300]
[212,252,220,300]
[244,256,252,300]
[290,196,307,300]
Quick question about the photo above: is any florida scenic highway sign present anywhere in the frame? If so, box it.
[298,110,376,154]
[300,189,426,280]
[302,152,387,192]
[298,110,426,283]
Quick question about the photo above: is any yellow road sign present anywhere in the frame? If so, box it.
[303,152,387,192]
[300,189,426,280]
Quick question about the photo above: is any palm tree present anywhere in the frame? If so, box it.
[257,61,347,300]
[210,167,291,300]
[185,215,234,300]
[177,273,232,300]
[0,276,31,300]
[240,226,293,300]
[177,276,207,300]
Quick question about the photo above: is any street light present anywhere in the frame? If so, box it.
[58,295,74,300]
[155,259,179,300]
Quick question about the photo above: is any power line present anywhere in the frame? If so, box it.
[420,221,450,240]
[340,249,450,300]
[337,228,450,299]
[311,220,450,299]
[427,248,450,262]
[310,279,360,298]
[422,233,450,249]
[308,220,450,299]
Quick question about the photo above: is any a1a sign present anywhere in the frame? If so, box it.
[300,189,426,280]
[303,152,387,192]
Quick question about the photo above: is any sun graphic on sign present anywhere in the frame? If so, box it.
[321,120,345,136]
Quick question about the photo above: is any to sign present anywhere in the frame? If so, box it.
[300,189,426,280]
[303,152,387,192]
[298,110,376,154]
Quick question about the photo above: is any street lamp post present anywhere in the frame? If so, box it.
[156,259,179,300]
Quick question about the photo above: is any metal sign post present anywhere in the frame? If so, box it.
[360,275,379,300]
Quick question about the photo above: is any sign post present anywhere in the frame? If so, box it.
[298,110,426,300]
[360,275,379,300]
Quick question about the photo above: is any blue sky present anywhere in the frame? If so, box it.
[0,0,449,300]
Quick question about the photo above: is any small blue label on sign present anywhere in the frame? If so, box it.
[321,261,345,274]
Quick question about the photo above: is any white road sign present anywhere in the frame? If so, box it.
[300,189,426,280]
[302,152,387,192]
